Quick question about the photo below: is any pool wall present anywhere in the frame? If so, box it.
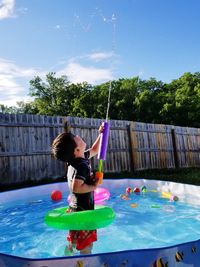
[1,179,200,267]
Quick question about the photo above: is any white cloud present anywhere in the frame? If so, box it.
[0,58,43,106]
[56,51,115,84]
[58,61,113,84]
[0,75,19,89]
[88,52,114,62]
[0,75,30,106]
[0,51,115,106]
[0,58,36,77]
[0,0,15,19]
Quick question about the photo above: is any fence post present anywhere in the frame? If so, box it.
[128,121,136,172]
[171,128,179,168]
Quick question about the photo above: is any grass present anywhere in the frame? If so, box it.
[105,167,200,186]
[1,167,200,192]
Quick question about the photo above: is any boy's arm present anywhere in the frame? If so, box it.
[72,178,98,193]
[88,124,104,158]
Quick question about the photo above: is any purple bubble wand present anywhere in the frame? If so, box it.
[97,82,111,184]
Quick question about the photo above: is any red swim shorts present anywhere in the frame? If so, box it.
[67,229,97,250]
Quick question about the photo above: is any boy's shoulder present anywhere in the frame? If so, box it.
[71,157,88,169]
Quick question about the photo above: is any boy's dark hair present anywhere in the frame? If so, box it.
[51,132,77,162]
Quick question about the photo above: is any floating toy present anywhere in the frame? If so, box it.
[149,189,158,193]
[151,204,160,208]
[126,187,133,194]
[130,203,138,208]
[162,191,179,201]
[51,190,62,201]
[124,187,140,194]
[67,187,110,204]
[94,187,110,204]
[133,187,140,193]
[120,194,130,200]
[97,121,110,185]
[141,186,147,192]
[141,186,157,193]
[45,205,115,230]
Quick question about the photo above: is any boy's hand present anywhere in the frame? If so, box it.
[90,173,99,185]
[98,123,104,134]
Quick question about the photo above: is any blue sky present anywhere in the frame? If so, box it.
[1,0,200,106]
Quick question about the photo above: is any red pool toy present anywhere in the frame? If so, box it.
[133,187,140,193]
[51,190,62,201]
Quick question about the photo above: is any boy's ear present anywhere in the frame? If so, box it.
[74,147,79,156]
[76,147,80,152]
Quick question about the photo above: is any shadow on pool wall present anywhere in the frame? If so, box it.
[0,178,200,267]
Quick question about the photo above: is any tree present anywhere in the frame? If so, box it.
[2,71,200,128]
[109,78,139,120]
[133,78,165,123]
[160,72,200,127]
[91,77,140,120]
[29,72,93,116]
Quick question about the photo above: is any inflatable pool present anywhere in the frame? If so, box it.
[0,179,200,267]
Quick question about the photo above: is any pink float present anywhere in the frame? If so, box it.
[94,187,110,204]
[67,187,110,204]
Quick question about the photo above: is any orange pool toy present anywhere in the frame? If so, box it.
[130,203,138,208]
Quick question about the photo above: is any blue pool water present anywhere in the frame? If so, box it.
[1,180,200,259]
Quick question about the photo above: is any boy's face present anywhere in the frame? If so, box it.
[74,135,86,152]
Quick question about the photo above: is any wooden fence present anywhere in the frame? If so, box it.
[0,113,200,185]
[129,122,200,170]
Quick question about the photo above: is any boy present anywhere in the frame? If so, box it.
[51,124,103,255]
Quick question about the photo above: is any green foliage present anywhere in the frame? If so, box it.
[0,104,17,113]
[2,71,200,128]
[0,102,37,114]
[1,168,200,191]
[133,78,166,123]
[159,72,200,127]
[104,168,200,186]
[28,73,93,116]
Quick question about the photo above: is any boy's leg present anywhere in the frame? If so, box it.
[80,243,93,255]
[64,242,76,256]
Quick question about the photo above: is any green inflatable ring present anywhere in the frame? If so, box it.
[45,205,115,230]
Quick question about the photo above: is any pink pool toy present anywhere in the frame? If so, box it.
[67,187,110,204]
